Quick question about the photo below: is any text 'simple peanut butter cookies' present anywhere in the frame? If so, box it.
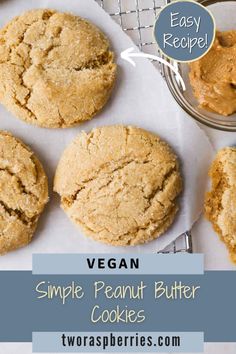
[0,131,48,254]
[54,125,182,246]
[0,9,116,128]
[205,148,236,263]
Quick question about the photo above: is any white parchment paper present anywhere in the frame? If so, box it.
[0,0,214,270]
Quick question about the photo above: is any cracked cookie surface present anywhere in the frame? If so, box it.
[0,9,116,128]
[0,131,48,254]
[205,147,236,263]
[54,125,182,246]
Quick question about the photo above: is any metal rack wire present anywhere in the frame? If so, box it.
[96,0,192,254]
[97,1,162,55]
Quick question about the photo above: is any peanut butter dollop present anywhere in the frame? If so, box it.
[189,30,236,116]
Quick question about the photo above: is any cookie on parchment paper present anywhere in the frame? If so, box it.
[0,131,48,255]
[205,147,236,263]
[0,9,116,128]
[54,125,182,246]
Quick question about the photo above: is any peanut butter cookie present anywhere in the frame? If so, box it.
[54,125,182,246]
[0,9,116,128]
[0,131,48,254]
[205,147,236,263]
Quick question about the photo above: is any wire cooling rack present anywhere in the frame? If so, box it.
[96,0,192,254]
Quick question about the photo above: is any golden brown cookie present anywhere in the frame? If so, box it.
[205,147,236,263]
[189,30,236,116]
[0,131,48,254]
[0,9,116,128]
[54,125,182,246]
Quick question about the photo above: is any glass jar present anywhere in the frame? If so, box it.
[162,0,236,131]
